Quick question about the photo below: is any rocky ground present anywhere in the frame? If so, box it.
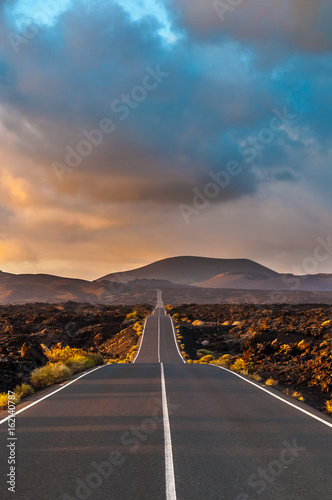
[168,303,332,414]
[107,287,332,305]
[0,302,153,393]
[2,301,332,416]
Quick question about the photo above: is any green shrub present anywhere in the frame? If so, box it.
[86,352,104,366]
[30,363,71,388]
[64,356,88,374]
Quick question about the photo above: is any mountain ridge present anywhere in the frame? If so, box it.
[0,256,332,304]
[97,256,278,285]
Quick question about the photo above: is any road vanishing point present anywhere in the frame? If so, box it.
[1,291,332,499]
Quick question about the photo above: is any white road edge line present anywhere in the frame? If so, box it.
[158,315,161,363]
[132,315,149,363]
[0,364,107,425]
[161,363,177,500]
[169,315,186,364]
[213,365,332,430]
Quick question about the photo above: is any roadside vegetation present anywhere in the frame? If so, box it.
[0,383,34,409]
[0,304,151,409]
[30,344,104,388]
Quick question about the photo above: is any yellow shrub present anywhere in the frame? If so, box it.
[215,354,232,368]
[45,344,88,363]
[0,383,35,409]
[133,321,143,336]
[0,392,20,409]
[230,358,247,373]
[266,378,278,387]
[125,311,142,321]
[292,391,304,401]
[45,345,103,371]
[325,400,332,414]
[199,354,214,363]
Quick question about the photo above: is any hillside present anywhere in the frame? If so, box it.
[97,256,278,285]
[195,272,332,291]
[0,271,103,304]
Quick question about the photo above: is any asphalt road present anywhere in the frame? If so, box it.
[1,297,332,499]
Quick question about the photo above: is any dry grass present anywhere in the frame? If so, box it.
[30,363,71,388]
[16,383,34,399]
[249,372,263,382]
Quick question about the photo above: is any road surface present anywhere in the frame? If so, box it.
[1,294,332,499]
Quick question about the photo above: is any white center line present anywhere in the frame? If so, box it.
[158,315,161,363]
[161,362,177,500]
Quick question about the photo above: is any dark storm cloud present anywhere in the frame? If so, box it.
[0,0,308,208]
[0,0,330,211]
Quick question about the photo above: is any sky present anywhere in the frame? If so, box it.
[0,0,332,280]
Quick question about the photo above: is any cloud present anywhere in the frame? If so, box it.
[166,0,332,52]
[0,0,331,277]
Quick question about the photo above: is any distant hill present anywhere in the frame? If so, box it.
[97,256,278,285]
[0,271,104,304]
[195,272,332,291]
